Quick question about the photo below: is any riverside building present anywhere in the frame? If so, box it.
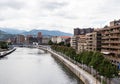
[101,19,120,65]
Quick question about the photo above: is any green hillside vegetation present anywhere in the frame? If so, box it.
[0,41,8,49]
[51,45,119,78]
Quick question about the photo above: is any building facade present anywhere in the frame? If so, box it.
[101,20,120,64]
[37,32,42,44]
[71,36,77,49]
[42,36,51,44]
[57,36,71,44]
[16,35,25,45]
[77,35,87,53]
[51,36,58,43]
[86,30,101,52]
[74,28,94,35]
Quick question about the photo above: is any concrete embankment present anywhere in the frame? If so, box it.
[39,46,100,84]
[0,48,16,57]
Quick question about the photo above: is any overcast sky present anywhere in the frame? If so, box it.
[0,0,120,33]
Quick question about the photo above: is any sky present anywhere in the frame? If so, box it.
[0,0,120,33]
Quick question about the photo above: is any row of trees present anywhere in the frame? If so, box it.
[51,45,119,78]
[0,41,8,49]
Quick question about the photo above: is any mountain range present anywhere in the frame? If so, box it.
[0,30,15,40]
[0,28,26,34]
[0,28,72,36]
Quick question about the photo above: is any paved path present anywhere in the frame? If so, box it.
[48,49,100,84]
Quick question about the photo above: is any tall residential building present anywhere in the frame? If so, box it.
[74,28,94,35]
[37,32,42,38]
[37,32,42,44]
[86,30,101,52]
[16,35,25,44]
[72,28,94,50]
[101,19,120,64]
[77,35,87,53]
[74,28,80,35]
[71,36,77,49]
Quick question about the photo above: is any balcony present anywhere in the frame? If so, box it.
[109,41,120,44]
[110,36,119,39]
[109,46,120,49]
[110,30,120,34]
[102,41,110,43]
[102,46,109,48]
[102,36,109,39]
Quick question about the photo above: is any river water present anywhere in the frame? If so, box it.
[0,47,84,84]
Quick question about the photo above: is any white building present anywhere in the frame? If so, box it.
[57,36,71,43]
[51,36,57,43]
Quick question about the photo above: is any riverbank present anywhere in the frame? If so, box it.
[0,48,16,57]
[39,46,100,84]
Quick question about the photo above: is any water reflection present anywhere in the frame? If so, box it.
[0,47,84,84]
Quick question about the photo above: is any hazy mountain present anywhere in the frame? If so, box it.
[0,30,15,41]
[0,28,26,34]
[22,29,72,36]
[0,28,72,36]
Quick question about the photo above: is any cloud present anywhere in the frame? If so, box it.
[0,0,120,33]
[40,1,68,11]
[0,0,25,9]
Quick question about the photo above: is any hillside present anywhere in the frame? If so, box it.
[22,29,72,36]
[0,28,72,36]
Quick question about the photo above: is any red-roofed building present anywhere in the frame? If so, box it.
[57,36,71,44]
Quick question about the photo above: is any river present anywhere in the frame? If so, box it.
[0,47,84,84]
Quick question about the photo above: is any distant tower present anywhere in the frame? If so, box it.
[37,32,42,44]
[37,32,42,38]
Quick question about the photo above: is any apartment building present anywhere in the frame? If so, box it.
[72,28,94,50]
[77,35,87,53]
[16,35,25,45]
[86,30,101,52]
[74,28,94,35]
[71,36,77,49]
[101,20,120,64]
[37,32,42,44]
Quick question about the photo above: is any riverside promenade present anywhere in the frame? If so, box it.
[0,48,16,57]
[39,46,100,84]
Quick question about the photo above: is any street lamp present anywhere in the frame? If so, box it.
[74,57,75,64]
[91,66,93,75]
[82,60,83,69]
[100,76,103,84]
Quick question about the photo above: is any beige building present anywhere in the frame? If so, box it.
[101,19,120,64]
[16,35,25,44]
[71,36,77,49]
[86,30,101,52]
[77,35,87,53]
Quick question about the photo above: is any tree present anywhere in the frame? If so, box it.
[51,45,119,78]
[48,40,53,45]
[0,41,8,49]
